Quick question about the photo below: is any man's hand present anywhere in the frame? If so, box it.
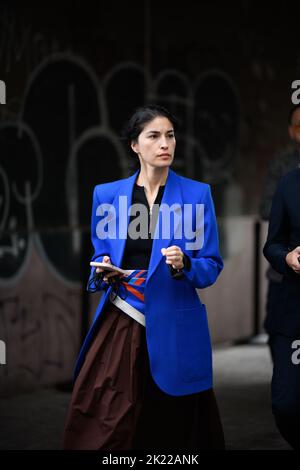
[161,246,184,270]
[285,247,300,274]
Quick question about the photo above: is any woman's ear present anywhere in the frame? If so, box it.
[131,141,138,154]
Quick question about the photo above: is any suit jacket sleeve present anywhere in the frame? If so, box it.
[263,177,291,275]
[182,185,223,289]
[87,186,110,292]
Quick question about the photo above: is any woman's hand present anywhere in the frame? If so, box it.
[285,247,300,274]
[161,246,184,270]
[96,255,125,283]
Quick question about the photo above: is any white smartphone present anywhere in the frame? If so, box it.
[90,261,129,275]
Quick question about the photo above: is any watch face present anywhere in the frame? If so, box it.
[174,271,184,279]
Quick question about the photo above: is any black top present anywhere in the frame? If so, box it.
[121,183,165,269]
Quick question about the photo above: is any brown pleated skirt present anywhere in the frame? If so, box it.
[62,301,225,450]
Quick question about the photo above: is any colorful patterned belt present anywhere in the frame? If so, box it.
[109,269,147,326]
[88,267,148,326]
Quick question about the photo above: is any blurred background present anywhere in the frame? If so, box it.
[0,0,299,450]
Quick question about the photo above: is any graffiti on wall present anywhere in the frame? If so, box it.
[0,46,240,391]
[1,54,240,277]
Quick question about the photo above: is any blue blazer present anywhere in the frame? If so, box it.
[74,168,223,396]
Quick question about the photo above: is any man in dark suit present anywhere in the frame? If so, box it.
[263,166,300,449]
[260,105,300,346]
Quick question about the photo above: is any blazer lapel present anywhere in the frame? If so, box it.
[146,169,183,285]
[107,170,139,268]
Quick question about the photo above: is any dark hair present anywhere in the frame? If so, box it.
[121,105,179,162]
[288,104,300,124]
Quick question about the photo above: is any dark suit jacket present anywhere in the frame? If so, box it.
[263,168,300,336]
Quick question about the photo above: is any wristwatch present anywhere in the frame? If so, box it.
[170,253,191,280]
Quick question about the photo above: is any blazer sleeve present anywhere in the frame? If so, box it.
[87,186,110,293]
[182,185,224,289]
[263,177,291,275]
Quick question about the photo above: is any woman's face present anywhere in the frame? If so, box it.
[131,116,176,168]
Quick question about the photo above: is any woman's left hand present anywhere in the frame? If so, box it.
[161,246,184,270]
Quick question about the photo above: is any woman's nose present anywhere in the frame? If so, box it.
[160,138,168,148]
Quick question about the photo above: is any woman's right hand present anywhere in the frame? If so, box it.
[95,255,125,283]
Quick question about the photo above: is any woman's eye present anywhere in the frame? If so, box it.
[148,134,174,139]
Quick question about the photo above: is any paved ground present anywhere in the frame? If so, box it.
[0,343,291,450]
[213,343,290,450]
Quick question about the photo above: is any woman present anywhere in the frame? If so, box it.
[63,105,225,450]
